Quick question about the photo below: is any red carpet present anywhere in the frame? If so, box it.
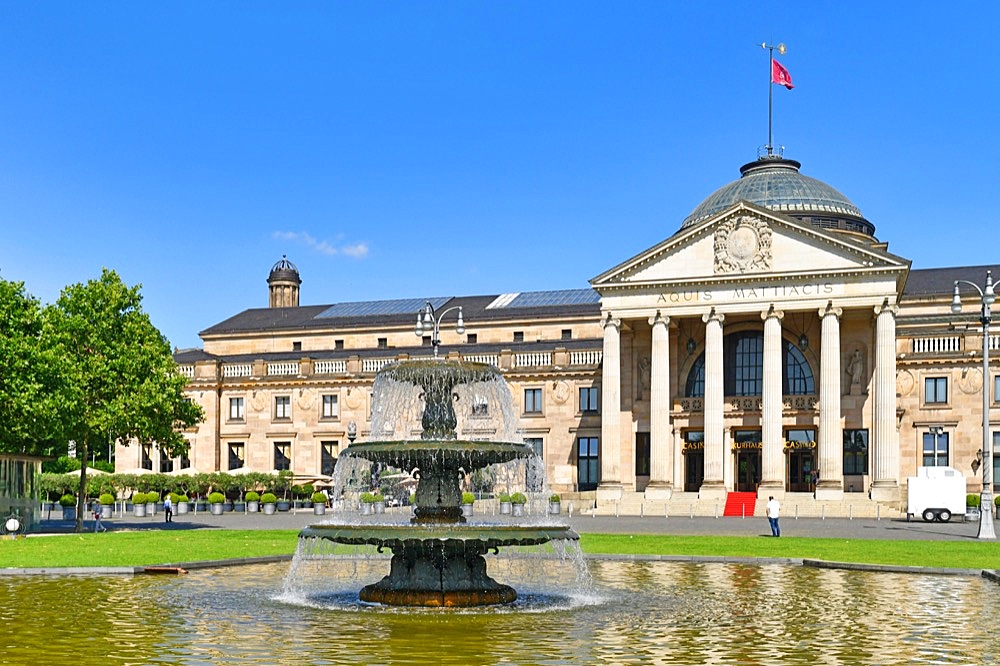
[723,491,757,517]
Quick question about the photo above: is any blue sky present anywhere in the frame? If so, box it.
[1,3,998,350]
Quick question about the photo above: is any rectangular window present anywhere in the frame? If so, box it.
[577,436,600,491]
[524,437,543,458]
[922,429,949,467]
[378,338,388,349]
[524,388,543,414]
[228,442,245,470]
[467,333,477,344]
[321,441,338,476]
[842,429,869,476]
[993,431,1000,492]
[159,455,174,474]
[292,341,302,351]
[274,441,292,471]
[274,395,291,420]
[513,331,524,343]
[180,453,191,470]
[141,444,153,470]
[924,377,948,404]
[229,397,245,421]
[995,376,1000,404]
[335,339,344,350]
[561,329,572,340]
[635,432,650,476]
[321,394,339,419]
[579,387,599,413]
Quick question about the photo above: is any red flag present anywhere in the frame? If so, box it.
[771,58,794,89]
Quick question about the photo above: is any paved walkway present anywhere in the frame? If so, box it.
[32,505,987,541]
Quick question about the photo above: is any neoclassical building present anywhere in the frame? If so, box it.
[126,154,998,515]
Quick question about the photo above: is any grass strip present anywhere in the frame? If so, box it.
[1,530,998,571]
[577,534,1000,570]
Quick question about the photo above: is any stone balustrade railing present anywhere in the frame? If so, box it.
[208,346,603,382]
[911,336,962,354]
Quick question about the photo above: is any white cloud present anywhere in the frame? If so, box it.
[272,231,368,259]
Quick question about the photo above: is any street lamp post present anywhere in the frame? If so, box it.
[951,270,996,540]
[415,301,465,358]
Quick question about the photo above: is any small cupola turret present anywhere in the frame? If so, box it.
[267,255,301,308]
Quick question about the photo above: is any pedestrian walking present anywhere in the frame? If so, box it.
[163,494,173,523]
[93,509,107,533]
[766,496,780,537]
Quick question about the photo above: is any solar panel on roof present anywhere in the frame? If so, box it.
[315,296,451,319]
[496,289,600,309]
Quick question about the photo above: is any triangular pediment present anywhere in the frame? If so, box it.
[592,202,908,291]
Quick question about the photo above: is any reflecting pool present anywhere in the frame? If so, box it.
[3,560,999,665]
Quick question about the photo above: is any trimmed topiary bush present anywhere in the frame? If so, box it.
[59,494,76,507]
[245,491,260,502]
[510,492,527,505]
[312,491,327,504]
[208,492,226,504]
[99,493,115,505]
[968,494,981,508]
[461,492,476,505]
[260,492,277,504]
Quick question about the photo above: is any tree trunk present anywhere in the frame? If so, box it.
[75,438,89,533]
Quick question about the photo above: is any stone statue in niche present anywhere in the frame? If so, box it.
[846,348,864,394]
[637,355,651,401]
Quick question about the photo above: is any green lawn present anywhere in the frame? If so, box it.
[2,530,998,571]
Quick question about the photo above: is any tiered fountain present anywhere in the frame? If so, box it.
[298,358,580,607]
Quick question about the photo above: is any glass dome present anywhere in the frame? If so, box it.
[680,156,874,237]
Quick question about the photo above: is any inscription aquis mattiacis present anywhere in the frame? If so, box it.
[657,282,836,305]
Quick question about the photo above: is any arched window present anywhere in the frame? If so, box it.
[684,332,815,397]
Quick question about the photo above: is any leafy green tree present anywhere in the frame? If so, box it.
[0,279,67,455]
[49,269,203,531]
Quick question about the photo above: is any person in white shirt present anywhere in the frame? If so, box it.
[766,496,780,537]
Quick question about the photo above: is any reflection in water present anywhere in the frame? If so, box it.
[3,560,999,665]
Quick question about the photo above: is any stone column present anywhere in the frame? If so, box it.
[759,306,785,497]
[700,308,726,499]
[597,315,623,500]
[816,303,845,500]
[646,311,672,499]
[870,300,899,501]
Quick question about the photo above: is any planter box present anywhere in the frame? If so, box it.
[512,503,526,517]
[262,503,276,515]
[548,502,561,515]
[100,505,113,519]
[313,504,326,515]
[246,501,259,513]
[62,507,76,520]
[176,502,189,515]
[276,500,291,512]
[461,504,474,517]
[133,504,146,518]
[374,501,386,514]
[209,503,225,516]
[360,503,373,515]
[233,502,246,513]
[223,501,234,512]
[146,503,157,517]
[499,501,512,515]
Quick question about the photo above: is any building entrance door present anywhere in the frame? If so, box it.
[684,450,704,492]
[787,449,816,493]
[733,430,762,493]
[735,450,761,492]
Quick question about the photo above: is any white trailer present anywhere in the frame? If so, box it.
[906,466,967,522]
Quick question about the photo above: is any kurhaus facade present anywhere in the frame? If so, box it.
[126,155,999,515]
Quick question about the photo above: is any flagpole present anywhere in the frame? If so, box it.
[761,41,786,157]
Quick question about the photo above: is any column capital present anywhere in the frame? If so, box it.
[875,299,899,318]
[602,314,622,331]
[760,304,784,322]
[702,308,725,325]
[649,310,670,328]
[818,302,843,319]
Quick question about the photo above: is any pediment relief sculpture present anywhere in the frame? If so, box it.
[714,215,772,274]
